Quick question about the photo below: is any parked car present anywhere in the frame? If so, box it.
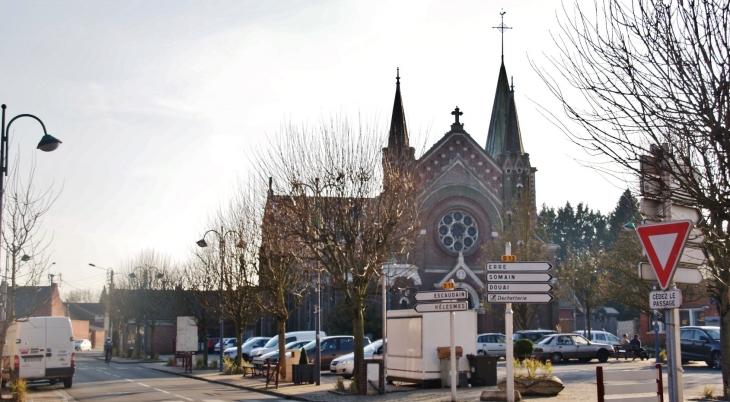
[330,339,383,378]
[573,330,621,345]
[214,338,237,354]
[532,333,613,364]
[476,333,506,358]
[680,326,721,369]
[224,336,268,361]
[302,336,371,369]
[249,331,324,360]
[74,339,92,351]
[206,338,219,354]
[251,340,313,366]
[513,329,558,343]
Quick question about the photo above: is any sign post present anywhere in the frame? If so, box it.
[412,281,466,402]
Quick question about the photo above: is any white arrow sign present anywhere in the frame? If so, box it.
[486,262,552,272]
[679,246,706,266]
[486,273,552,282]
[414,290,468,302]
[487,283,552,293]
[413,301,468,313]
[487,293,554,303]
[638,263,702,284]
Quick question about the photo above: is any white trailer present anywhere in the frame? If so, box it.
[386,309,477,386]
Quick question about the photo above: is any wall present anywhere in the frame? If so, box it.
[71,319,90,342]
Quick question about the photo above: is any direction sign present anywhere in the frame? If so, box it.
[487,293,554,303]
[414,290,468,302]
[679,246,706,266]
[486,262,552,272]
[636,220,693,290]
[486,272,552,282]
[487,283,552,293]
[650,289,682,309]
[638,263,702,284]
[413,301,468,313]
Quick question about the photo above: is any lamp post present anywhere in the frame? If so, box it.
[196,227,244,372]
[90,263,114,345]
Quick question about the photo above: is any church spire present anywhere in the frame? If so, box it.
[485,62,524,158]
[388,67,409,150]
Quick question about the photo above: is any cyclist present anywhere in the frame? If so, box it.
[104,337,113,363]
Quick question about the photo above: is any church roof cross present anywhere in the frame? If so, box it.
[493,10,512,61]
[451,106,463,124]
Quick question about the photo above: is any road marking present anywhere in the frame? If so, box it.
[113,374,120,378]
[125,378,134,382]
[174,396,193,401]
[155,388,171,394]
[202,400,226,402]
[139,383,151,387]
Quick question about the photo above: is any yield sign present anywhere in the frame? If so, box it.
[636,220,693,290]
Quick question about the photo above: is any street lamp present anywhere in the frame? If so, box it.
[196,227,245,372]
[0,104,62,242]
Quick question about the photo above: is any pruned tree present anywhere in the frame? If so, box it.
[256,117,421,390]
[193,204,263,368]
[534,0,730,391]
[118,250,172,359]
[256,179,310,380]
[0,158,59,371]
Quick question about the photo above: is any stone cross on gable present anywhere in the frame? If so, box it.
[451,106,463,124]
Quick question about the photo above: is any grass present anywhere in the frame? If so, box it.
[513,358,553,378]
[9,378,27,402]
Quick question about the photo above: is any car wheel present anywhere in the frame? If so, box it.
[597,349,609,363]
[344,375,352,380]
[550,353,562,364]
[63,377,72,389]
[710,351,721,369]
[578,357,591,363]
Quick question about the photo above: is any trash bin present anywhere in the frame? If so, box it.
[440,357,467,387]
[466,354,498,386]
[126,347,134,358]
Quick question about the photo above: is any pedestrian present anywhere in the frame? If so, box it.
[620,334,630,360]
[630,334,642,360]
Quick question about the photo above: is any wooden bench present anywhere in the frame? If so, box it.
[240,363,256,378]
[597,364,663,402]
[613,344,638,360]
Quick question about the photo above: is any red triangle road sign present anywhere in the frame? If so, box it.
[636,220,693,290]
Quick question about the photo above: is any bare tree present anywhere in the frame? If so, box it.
[253,179,310,380]
[256,117,421,389]
[534,0,730,390]
[179,257,219,367]
[0,158,58,371]
[65,288,101,303]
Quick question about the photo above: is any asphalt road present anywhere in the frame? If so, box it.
[65,352,286,402]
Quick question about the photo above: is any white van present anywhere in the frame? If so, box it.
[574,330,621,345]
[249,331,325,360]
[2,317,75,388]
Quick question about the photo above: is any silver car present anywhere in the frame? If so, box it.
[476,333,506,358]
[330,339,383,378]
[532,334,613,364]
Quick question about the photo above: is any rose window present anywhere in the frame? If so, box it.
[438,211,478,252]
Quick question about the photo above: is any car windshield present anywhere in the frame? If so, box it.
[303,340,317,351]
[705,328,720,340]
[364,340,383,353]
[242,337,263,348]
[536,336,554,345]
[263,336,279,348]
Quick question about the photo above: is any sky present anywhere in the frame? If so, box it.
[0,0,630,297]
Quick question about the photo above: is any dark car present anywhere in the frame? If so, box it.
[680,326,721,369]
[302,336,371,369]
[514,330,558,343]
[206,338,219,353]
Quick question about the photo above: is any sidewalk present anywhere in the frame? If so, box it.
[144,357,668,401]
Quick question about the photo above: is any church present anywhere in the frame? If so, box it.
[377,50,561,333]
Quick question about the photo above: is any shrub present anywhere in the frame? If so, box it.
[223,357,243,375]
[209,358,219,369]
[659,349,667,362]
[299,347,310,364]
[9,378,27,402]
[514,339,534,359]
[166,357,174,366]
[195,356,207,369]
[334,377,346,392]
[513,358,553,378]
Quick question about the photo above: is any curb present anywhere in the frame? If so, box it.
[145,366,311,401]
